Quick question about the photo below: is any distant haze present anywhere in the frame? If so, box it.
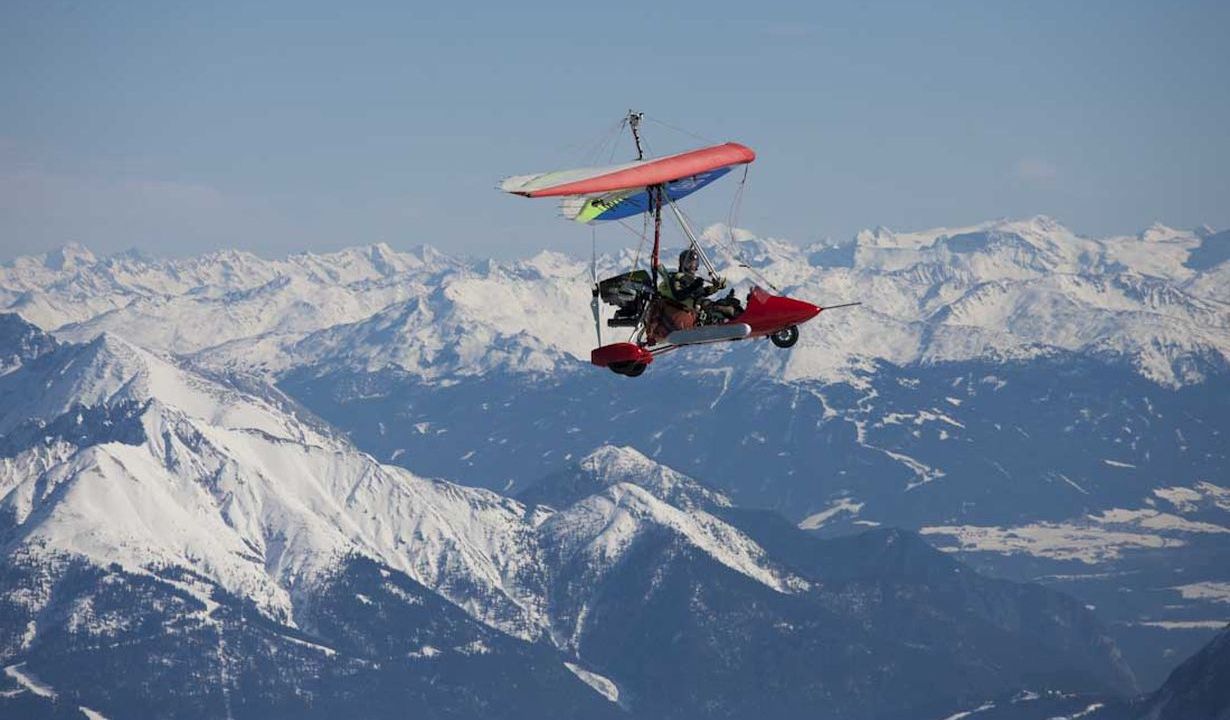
[2,1,1228,261]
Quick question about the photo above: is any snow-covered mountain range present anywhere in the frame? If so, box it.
[1,216,1228,717]
[4,216,1227,387]
[0,317,1141,718]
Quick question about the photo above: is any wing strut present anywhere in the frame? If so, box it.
[665,194,717,276]
[650,185,663,288]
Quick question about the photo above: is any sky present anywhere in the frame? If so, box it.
[2,0,1228,262]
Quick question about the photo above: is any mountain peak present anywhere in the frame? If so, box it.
[850,216,1079,252]
[41,242,97,271]
[520,445,732,511]
[365,241,400,273]
[580,444,658,475]
[1138,222,1188,243]
[519,250,583,279]
[699,226,803,269]
[541,480,805,595]
[1018,214,1064,232]
[0,327,155,434]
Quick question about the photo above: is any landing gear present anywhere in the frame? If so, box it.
[770,325,799,348]
[609,361,648,377]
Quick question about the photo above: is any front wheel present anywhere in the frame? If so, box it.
[770,325,799,349]
[609,361,647,377]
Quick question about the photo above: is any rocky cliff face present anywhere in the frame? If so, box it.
[1136,625,1230,720]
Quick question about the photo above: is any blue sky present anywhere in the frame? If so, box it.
[2,0,1228,261]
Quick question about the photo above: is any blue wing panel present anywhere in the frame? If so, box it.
[590,167,732,222]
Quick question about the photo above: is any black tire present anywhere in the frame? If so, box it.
[770,325,799,348]
[608,361,633,375]
[625,363,647,377]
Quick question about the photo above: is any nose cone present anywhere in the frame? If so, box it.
[781,297,822,325]
[743,290,825,334]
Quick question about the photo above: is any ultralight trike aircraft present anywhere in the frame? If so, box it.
[499,111,855,377]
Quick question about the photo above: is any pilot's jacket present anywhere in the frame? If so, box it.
[668,270,708,305]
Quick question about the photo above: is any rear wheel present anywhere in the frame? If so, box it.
[625,363,647,377]
[770,325,799,348]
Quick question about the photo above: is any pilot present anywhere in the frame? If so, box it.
[666,248,739,321]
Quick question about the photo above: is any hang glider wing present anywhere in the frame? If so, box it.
[500,142,754,199]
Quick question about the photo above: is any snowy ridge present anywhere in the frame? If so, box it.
[3,216,1228,386]
[541,482,806,595]
[0,333,303,440]
[5,243,459,357]
[524,445,733,512]
[274,273,593,379]
[770,217,1230,387]
[578,446,732,509]
[0,333,551,636]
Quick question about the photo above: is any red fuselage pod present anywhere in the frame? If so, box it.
[591,342,654,368]
[736,287,822,337]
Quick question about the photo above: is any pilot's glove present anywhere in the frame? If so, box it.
[711,275,726,290]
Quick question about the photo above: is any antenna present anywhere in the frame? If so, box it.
[627,110,645,160]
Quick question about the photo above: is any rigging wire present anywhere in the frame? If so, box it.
[572,116,628,168]
[644,116,717,146]
[727,165,749,243]
[629,212,649,271]
[612,216,649,245]
[607,124,626,164]
[716,165,781,291]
